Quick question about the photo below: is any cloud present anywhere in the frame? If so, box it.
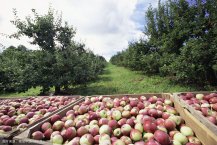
[0,0,162,60]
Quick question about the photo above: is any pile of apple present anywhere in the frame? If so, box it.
[0,96,78,133]
[31,96,201,145]
[180,92,217,125]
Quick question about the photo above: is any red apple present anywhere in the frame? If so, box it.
[154,130,170,145]
[44,128,53,140]
[50,115,61,124]
[164,119,176,131]
[32,131,44,140]
[143,120,157,133]
[41,122,52,132]
[77,126,88,137]
[108,120,118,130]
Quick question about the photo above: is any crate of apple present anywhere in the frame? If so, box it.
[27,95,201,145]
[0,96,80,135]
[179,92,217,125]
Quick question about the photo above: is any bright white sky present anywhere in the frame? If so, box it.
[0,0,164,60]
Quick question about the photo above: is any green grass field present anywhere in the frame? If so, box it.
[0,63,199,97]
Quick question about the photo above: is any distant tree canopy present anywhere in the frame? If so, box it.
[110,0,217,86]
[0,8,106,94]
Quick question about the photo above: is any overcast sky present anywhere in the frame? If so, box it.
[0,0,165,60]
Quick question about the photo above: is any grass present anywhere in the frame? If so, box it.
[0,63,200,97]
[70,63,198,95]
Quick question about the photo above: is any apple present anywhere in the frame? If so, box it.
[156,118,165,125]
[78,106,88,114]
[99,125,112,135]
[169,115,182,125]
[113,128,122,137]
[94,135,100,143]
[143,132,154,141]
[89,125,99,136]
[137,102,145,109]
[80,134,94,145]
[41,122,52,132]
[173,140,182,145]
[64,119,74,128]
[180,126,194,136]
[64,127,76,140]
[174,133,188,144]
[154,130,170,145]
[121,124,132,135]
[164,119,176,131]
[196,94,204,100]
[90,120,98,126]
[148,96,157,103]
[112,110,122,121]
[124,105,132,111]
[164,99,172,106]
[122,110,131,118]
[130,99,139,107]
[201,108,211,116]
[44,128,53,140]
[108,120,118,130]
[143,120,157,133]
[135,123,143,133]
[52,121,64,131]
[5,118,15,126]
[77,126,88,137]
[51,134,63,144]
[99,110,107,118]
[32,131,44,140]
[130,129,142,141]
[99,133,111,144]
[50,114,61,124]
[120,136,132,144]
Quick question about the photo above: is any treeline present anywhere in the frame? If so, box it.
[0,8,106,94]
[110,0,217,86]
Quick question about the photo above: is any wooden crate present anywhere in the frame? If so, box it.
[173,92,217,145]
[0,95,83,145]
[12,93,209,145]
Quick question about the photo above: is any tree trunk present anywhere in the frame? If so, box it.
[55,86,61,95]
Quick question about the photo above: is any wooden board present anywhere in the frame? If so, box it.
[173,92,217,145]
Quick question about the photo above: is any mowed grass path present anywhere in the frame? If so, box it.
[71,64,196,95]
[0,63,197,97]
